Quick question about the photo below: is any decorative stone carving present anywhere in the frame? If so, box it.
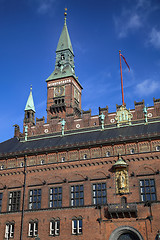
[113,155,129,194]
[116,169,129,194]
[115,105,132,127]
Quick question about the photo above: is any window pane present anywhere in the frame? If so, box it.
[70,185,84,206]
[150,179,155,186]
[49,187,62,208]
[145,180,149,186]
[146,187,150,193]
[29,189,41,209]
[151,187,155,193]
[140,180,144,186]
[8,191,21,212]
[140,179,156,202]
[92,183,107,205]
[141,195,145,201]
[152,193,156,201]
[146,194,151,201]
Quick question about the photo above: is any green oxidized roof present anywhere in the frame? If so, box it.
[25,86,36,112]
[46,14,79,83]
[113,155,127,168]
[56,17,74,54]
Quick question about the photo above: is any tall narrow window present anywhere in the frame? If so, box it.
[140,179,156,202]
[5,222,14,239]
[29,189,41,209]
[49,187,62,208]
[8,191,21,211]
[92,183,107,205]
[28,221,38,237]
[50,219,60,236]
[71,185,84,207]
[0,193,3,212]
[72,218,82,235]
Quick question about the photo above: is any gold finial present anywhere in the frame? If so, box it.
[64,8,67,17]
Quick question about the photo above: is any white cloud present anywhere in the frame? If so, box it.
[114,0,159,38]
[149,28,160,49]
[28,0,56,14]
[128,14,142,29]
[114,11,143,38]
[135,79,159,96]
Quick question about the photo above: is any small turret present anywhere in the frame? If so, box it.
[24,86,36,125]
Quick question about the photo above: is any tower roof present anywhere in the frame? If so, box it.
[56,14,74,55]
[25,86,36,112]
[46,10,80,83]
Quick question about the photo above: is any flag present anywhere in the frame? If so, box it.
[120,53,130,71]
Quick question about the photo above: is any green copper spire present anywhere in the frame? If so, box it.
[25,86,36,112]
[46,9,77,82]
[56,10,74,54]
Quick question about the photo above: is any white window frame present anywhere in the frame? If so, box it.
[28,221,38,237]
[72,218,82,235]
[5,223,14,239]
[50,219,60,236]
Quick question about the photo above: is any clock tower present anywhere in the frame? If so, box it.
[46,10,83,121]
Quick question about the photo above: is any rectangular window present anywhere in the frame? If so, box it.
[72,219,82,235]
[49,187,62,208]
[92,183,107,205]
[28,221,38,237]
[5,223,14,239]
[140,179,156,202]
[71,185,84,206]
[0,193,3,212]
[50,219,60,236]
[8,191,21,212]
[29,189,41,209]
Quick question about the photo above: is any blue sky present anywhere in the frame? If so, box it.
[0,0,160,142]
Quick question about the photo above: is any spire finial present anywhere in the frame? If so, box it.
[64,8,67,24]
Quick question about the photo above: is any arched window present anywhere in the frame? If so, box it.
[83,154,87,159]
[28,219,38,237]
[50,218,60,236]
[72,217,82,235]
[5,221,15,239]
[130,148,134,154]
[106,151,110,157]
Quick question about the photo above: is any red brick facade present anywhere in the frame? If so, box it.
[1,15,160,240]
[0,135,160,239]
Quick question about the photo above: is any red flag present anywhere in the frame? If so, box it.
[120,53,130,71]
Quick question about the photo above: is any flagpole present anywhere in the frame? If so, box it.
[119,50,125,106]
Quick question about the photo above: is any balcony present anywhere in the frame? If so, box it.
[105,202,137,219]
